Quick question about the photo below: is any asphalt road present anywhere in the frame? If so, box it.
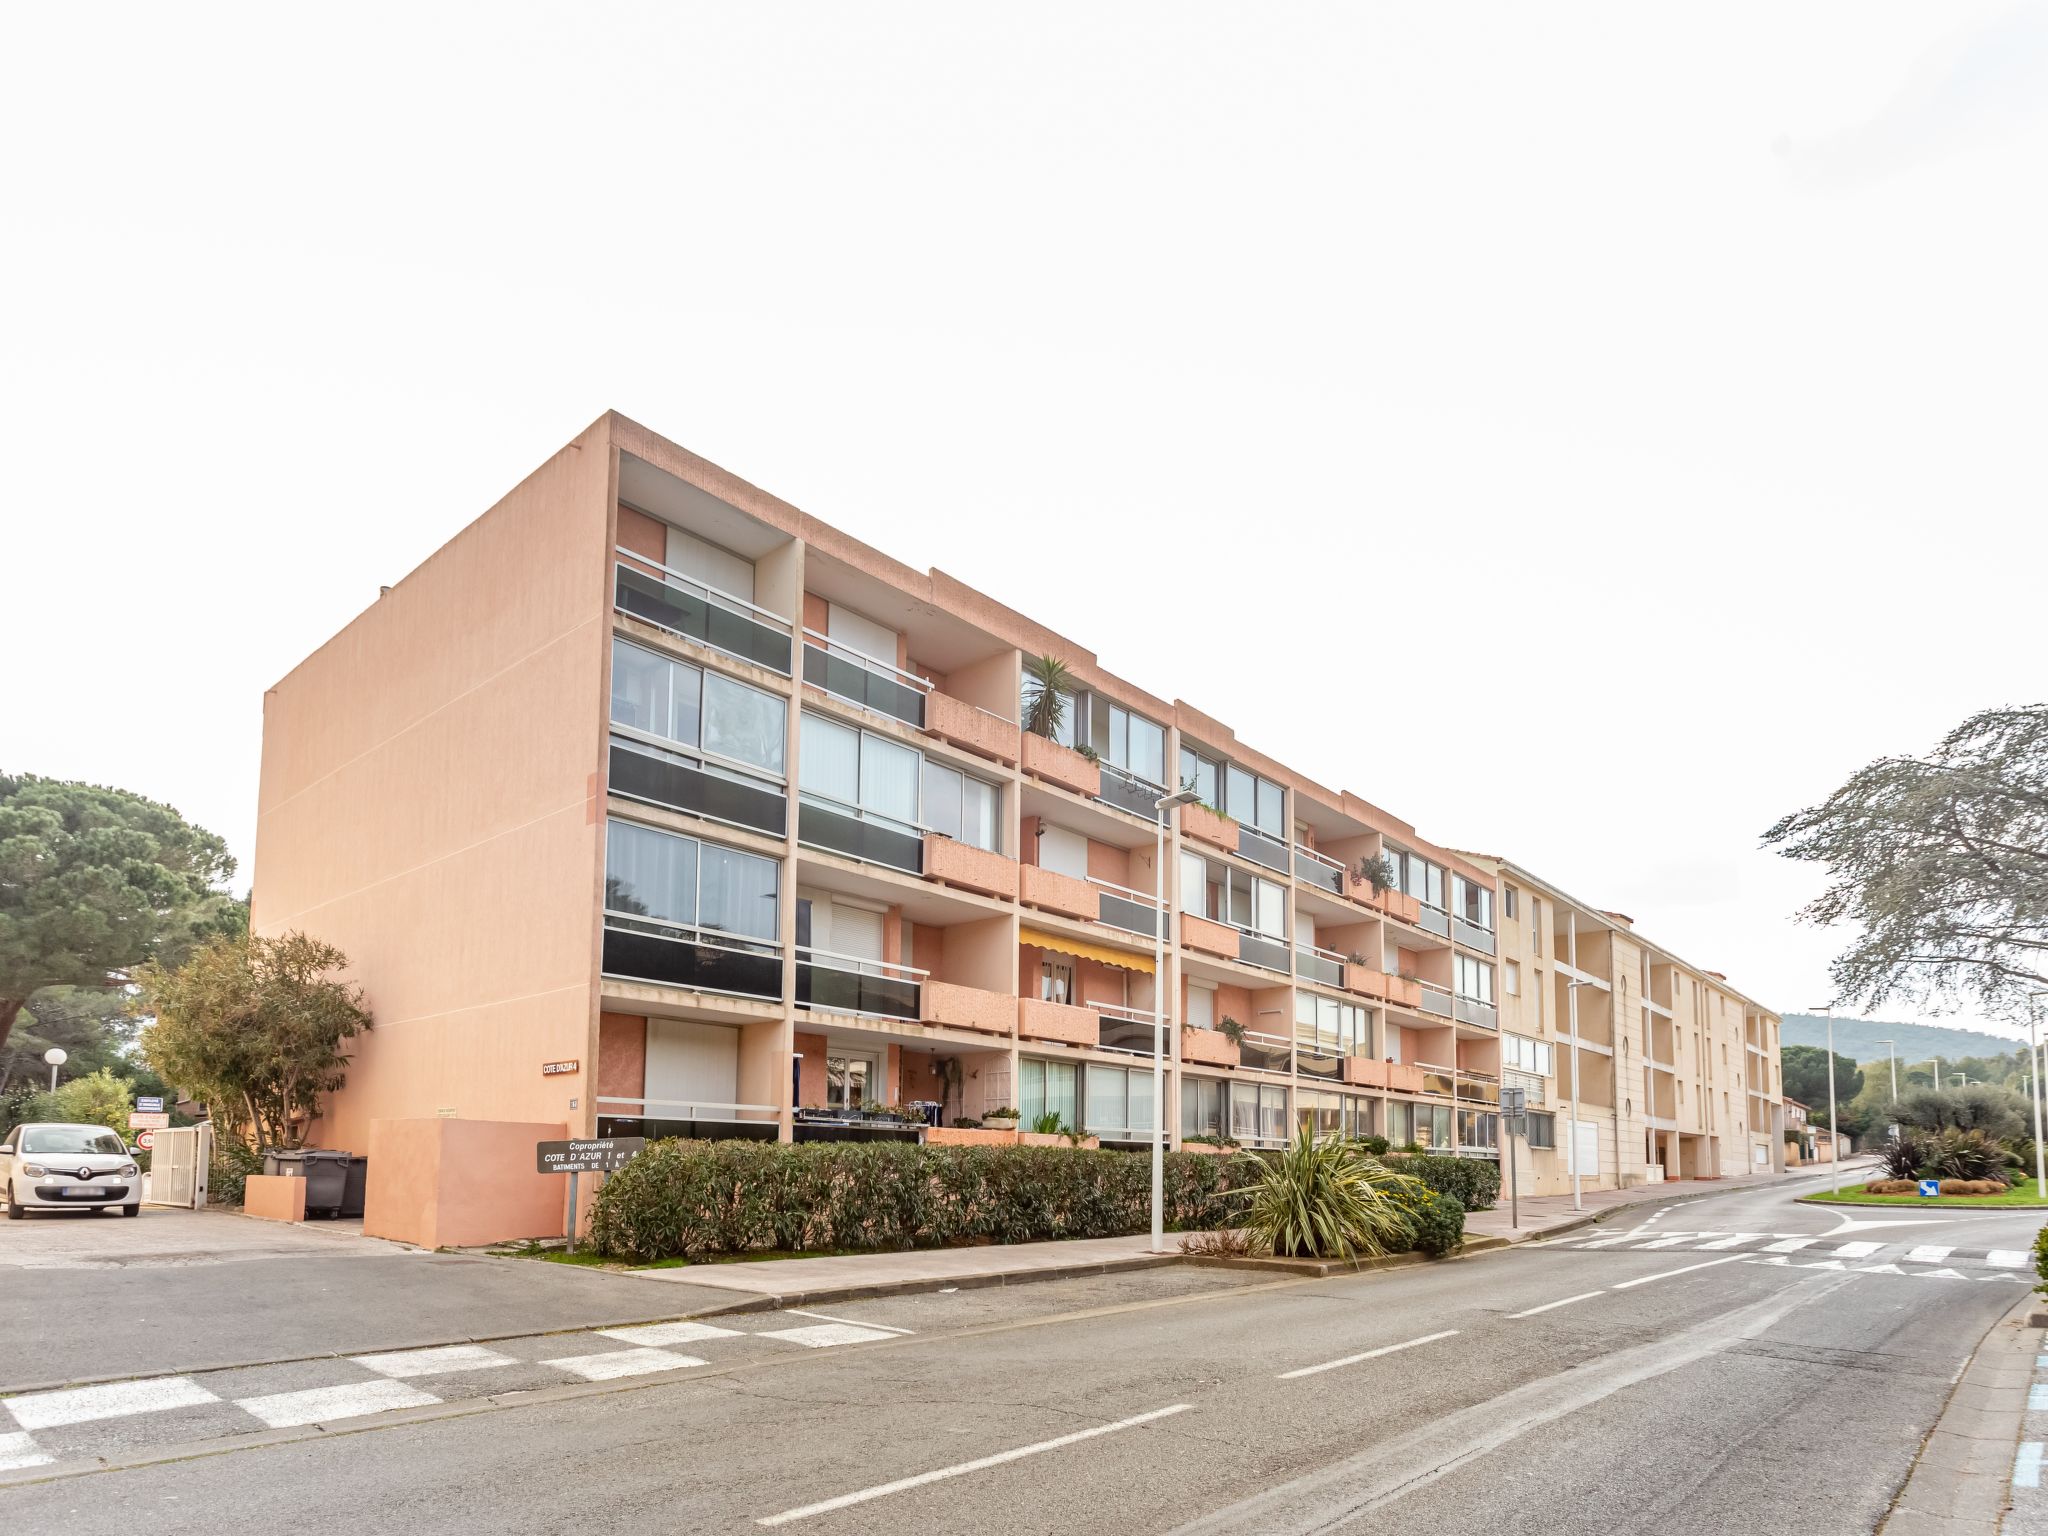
[2,1180,2038,1534]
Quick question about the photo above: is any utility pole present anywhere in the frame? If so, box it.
[1812,1004,1840,1194]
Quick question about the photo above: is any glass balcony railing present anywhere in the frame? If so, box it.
[608,737,787,838]
[1237,930,1290,974]
[1236,824,1290,874]
[1094,881,1160,938]
[795,950,922,1021]
[1295,942,1344,988]
[601,918,782,1000]
[801,633,927,728]
[1452,917,1496,955]
[1417,982,1454,1018]
[1095,761,1165,818]
[1239,1030,1291,1073]
[1295,1047,1343,1082]
[614,557,793,675]
[798,796,924,873]
[1453,995,1498,1029]
[1097,1005,1161,1056]
[1416,903,1450,938]
[1293,846,1345,895]
[1417,1066,1457,1097]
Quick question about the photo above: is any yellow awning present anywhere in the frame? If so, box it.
[1020,926,1155,974]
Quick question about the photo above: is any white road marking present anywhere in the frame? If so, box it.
[597,1321,744,1347]
[1853,1264,1908,1276]
[351,1344,517,1378]
[4,1376,218,1430]
[785,1309,915,1336]
[237,1379,440,1429]
[759,1323,900,1349]
[2016,1442,2044,1489]
[1914,1267,1970,1281]
[2032,1384,2048,1413]
[1636,1233,1714,1250]
[1991,1251,2031,1269]
[0,1431,52,1471]
[1609,1254,1748,1290]
[1277,1331,1460,1380]
[1763,1238,1818,1253]
[1508,1292,1606,1319]
[1695,1233,1766,1250]
[755,1404,1192,1526]
[1575,1230,1657,1249]
[1827,1242,1883,1259]
[1903,1246,1954,1264]
[543,1348,708,1381]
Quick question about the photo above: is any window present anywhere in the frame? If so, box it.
[606,819,779,942]
[1503,885,1519,920]
[1083,1064,1154,1138]
[1041,958,1075,1005]
[1181,1076,1226,1139]
[921,759,999,851]
[1386,1101,1412,1145]
[801,713,919,825]
[825,1053,878,1112]
[1504,960,1521,996]
[1295,992,1370,1057]
[18,1126,126,1157]
[1103,704,1166,787]
[1229,1082,1288,1144]
[1503,1034,1554,1076]
[1178,748,1218,808]
[1185,978,1216,1031]
[612,638,785,778]
[1297,1089,1344,1140]
[1454,954,1494,1003]
[1526,1112,1557,1149]
[1386,846,1444,909]
[1452,875,1493,931]
[1457,1110,1499,1150]
[1020,1059,1078,1129]
[666,525,757,602]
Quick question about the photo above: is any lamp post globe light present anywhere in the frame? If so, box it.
[43,1046,67,1093]
[1150,786,1202,1254]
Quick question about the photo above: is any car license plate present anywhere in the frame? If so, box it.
[64,1186,105,1197]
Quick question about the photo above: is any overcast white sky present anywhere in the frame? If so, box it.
[4,3,2044,1038]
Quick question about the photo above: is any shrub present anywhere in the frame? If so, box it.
[1922,1128,2009,1185]
[1384,1154,1500,1212]
[1863,1178,1920,1194]
[1876,1135,1923,1181]
[1937,1179,2006,1196]
[2034,1222,2048,1297]
[1384,1182,1465,1257]
[209,1138,264,1206]
[1358,1135,1391,1156]
[1228,1131,1415,1262]
[1891,1086,2029,1142]
[586,1140,1248,1264]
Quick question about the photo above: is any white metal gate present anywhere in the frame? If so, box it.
[145,1124,213,1208]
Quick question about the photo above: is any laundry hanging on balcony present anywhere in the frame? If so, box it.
[1018,926,1155,973]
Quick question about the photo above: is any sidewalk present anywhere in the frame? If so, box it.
[1466,1158,1878,1245]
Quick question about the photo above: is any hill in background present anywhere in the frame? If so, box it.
[1780,1013,2029,1066]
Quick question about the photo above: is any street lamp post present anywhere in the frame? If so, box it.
[1873,1039,1897,1104]
[43,1047,67,1094]
[1812,1006,1840,1194]
[1566,976,1590,1213]
[1150,787,1201,1255]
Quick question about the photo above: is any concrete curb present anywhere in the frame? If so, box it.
[659,1252,1188,1313]
[1879,1288,2039,1534]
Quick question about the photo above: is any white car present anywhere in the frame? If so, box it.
[1,1122,143,1218]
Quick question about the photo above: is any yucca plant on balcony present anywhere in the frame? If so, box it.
[1229,1129,1416,1262]
[1023,655,1075,739]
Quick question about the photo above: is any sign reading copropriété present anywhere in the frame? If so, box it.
[535,1137,646,1176]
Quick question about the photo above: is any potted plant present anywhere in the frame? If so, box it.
[1352,854,1397,897]
[983,1106,1021,1123]
[1023,656,1075,739]
[1218,1016,1246,1045]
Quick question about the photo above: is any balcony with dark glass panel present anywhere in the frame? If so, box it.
[802,631,930,729]
[798,796,925,874]
[796,950,923,1022]
[600,917,784,1001]
[1293,843,1345,895]
[609,735,787,838]
[614,555,794,676]
[1294,940,1345,989]
[1095,1004,1163,1057]
[1095,761,1166,819]
[1238,1030,1292,1074]
[1236,823,1290,874]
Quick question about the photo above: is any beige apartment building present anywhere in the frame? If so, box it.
[252,411,1782,1242]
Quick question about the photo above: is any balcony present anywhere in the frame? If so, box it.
[1181,1026,1241,1068]
[1019,864,1096,921]
[1239,1030,1291,1073]
[1237,929,1289,973]
[608,735,787,838]
[1343,1056,1389,1089]
[1018,996,1100,1048]
[1093,879,1160,939]
[798,795,923,873]
[796,950,922,1021]
[802,632,928,729]
[1236,825,1290,875]
[1295,941,1346,989]
[1095,1003,1164,1057]
[1020,733,1101,797]
[1455,1072,1501,1105]
[614,556,792,675]
[1416,903,1450,939]
[922,835,1018,900]
[1296,1044,1344,1082]
[1349,880,1422,924]
[1180,913,1239,960]
[1453,917,1496,955]
[1345,966,1389,1003]
[602,918,782,1001]
[1416,1064,1458,1098]
[1095,761,1165,819]
[1453,994,1498,1029]
[1180,801,1237,853]
[921,980,1014,1037]
[1417,980,1454,1018]
[925,692,1019,765]
[1293,846,1345,896]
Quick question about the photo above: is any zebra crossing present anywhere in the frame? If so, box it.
[1545,1226,2034,1277]
[0,1309,909,1475]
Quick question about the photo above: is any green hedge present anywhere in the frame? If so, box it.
[209,1139,263,1206]
[1384,1154,1499,1212]
[587,1140,1251,1264]
[1385,1183,1466,1256]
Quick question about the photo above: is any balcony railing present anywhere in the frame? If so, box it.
[1416,903,1450,938]
[1091,877,1160,939]
[608,734,787,838]
[1239,1029,1291,1073]
[1237,928,1290,974]
[1453,994,1498,1029]
[601,914,782,1000]
[1455,1075,1501,1105]
[796,948,925,1021]
[1096,1002,1164,1057]
[1295,941,1345,989]
[1295,1045,1344,1081]
[798,794,924,873]
[1416,1064,1458,1097]
[801,630,929,729]
[1293,845,1345,895]
[613,554,793,675]
[1236,824,1290,874]
[1452,917,1496,955]
[1417,981,1454,1018]
[595,1094,781,1143]
[1095,760,1167,818]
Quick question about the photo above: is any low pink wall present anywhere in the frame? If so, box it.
[243,1174,307,1223]
[364,1117,568,1249]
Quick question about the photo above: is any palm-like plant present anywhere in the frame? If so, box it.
[1229,1128,1416,1262]
[1023,655,1075,740]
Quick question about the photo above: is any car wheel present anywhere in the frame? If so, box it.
[5,1186,22,1220]
[122,1203,141,1218]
